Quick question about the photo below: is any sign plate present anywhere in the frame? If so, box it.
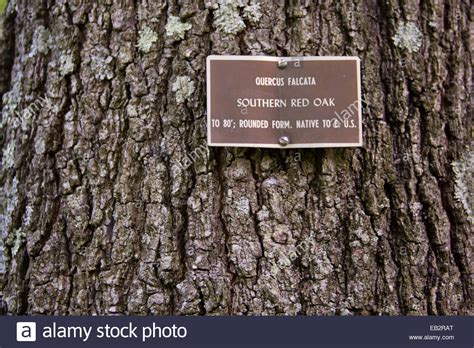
[207,55,362,148]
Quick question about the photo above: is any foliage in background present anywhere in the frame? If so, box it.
[0,0,6,14]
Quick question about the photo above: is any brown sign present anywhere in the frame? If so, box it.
[206,56,362,148]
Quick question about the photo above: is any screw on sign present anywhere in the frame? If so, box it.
[277,59,288,69]
[279,136,290,146]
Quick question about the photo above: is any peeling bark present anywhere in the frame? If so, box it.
[0,0,472,315]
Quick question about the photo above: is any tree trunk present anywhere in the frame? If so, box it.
[0,0,472,315]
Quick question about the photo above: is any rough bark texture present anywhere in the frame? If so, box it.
[0,0,472,315]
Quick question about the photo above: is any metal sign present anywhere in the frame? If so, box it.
[206,55,362,148]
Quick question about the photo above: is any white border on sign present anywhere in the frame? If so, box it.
[206,55,363,149]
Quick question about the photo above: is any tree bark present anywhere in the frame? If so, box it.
[0,0,472,315]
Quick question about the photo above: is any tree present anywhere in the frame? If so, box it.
[0,0,471,315]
